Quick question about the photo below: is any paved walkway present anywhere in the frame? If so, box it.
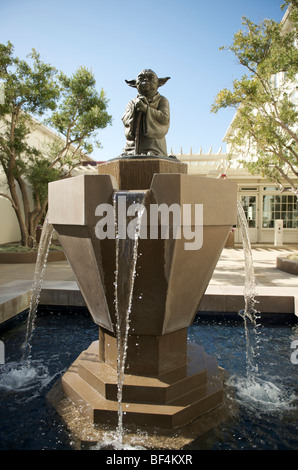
[212,245,298,288]
[0,245,297,289]
[0,245,297,324]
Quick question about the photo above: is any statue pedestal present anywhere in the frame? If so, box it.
[97,156,187,190]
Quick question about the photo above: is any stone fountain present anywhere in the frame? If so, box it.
[48,70,237,446]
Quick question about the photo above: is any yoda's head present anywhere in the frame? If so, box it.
[125,69,170,98]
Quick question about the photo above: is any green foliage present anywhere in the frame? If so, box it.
[27,156,64,205]
[48,66,112,156]
[0,42,112,246]
[0,41,60,116]
[212,1,298,194]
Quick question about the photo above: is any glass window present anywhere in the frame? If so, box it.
[263,187,292,192]
[240,187,258,191]
[262,193,297,228]
[263,187,279,191]
[241,195,256,228]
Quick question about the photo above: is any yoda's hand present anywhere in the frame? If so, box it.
[135,97,148,113]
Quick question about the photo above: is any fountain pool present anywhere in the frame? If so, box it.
[0,307,297,450]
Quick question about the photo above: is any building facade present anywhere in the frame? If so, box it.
[176,148,297,245]
[0,116,96,245]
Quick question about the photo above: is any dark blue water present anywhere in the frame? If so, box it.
[0,309,297,450]
[0,308,98,450]
[188,316,298,450]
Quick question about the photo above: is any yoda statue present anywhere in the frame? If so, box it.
[122,69,171,157]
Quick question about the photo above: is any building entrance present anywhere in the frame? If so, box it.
[235,194,258,244]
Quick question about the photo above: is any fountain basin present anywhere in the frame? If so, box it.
[48,162,237,430]
[1,307,297,450]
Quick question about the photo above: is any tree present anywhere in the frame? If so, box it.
[211,0,298,195]
[0,42,112,247]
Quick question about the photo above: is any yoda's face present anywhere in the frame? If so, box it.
[136,70,159,98]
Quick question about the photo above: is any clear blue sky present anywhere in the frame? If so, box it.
[0,0,285,161]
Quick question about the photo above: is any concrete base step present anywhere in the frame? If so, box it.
[61,341,224,429]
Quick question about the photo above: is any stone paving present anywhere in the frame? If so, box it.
[212,245,298,288]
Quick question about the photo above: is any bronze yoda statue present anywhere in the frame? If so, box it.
[122,69,171,157]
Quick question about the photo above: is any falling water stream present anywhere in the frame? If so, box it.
[113,191,146,448]
[236,201,261,379]
[234,201,292,409]
[22,215,54,362]
[0,215,54,397]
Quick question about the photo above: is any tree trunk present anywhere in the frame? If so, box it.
[14,207,30,246]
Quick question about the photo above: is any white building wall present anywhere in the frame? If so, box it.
[0,116,96,245]
[0,195,21,244]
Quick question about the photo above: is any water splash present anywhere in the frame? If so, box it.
[90,430,146,450]
[22,216,54,361]
[113,191,146,447]
[232,376,297,412]
[0,359,53,400]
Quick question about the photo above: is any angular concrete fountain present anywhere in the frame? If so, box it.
[48,157,237,433]
[47,70,237,445]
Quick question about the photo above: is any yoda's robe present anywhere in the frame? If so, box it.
[122,92,170,156]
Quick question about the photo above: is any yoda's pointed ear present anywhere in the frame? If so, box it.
[125,79,137,88]
[158,77,171,87]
